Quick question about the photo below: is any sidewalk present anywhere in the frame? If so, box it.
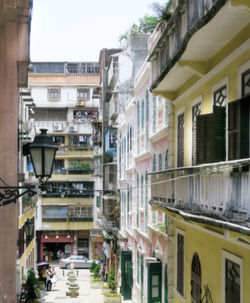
[40,266,103,303]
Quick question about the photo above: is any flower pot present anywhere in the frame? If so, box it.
[68,286,79,298]
[90,279,103,289]
[103,293,122,303]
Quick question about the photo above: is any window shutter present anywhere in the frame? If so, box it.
[196,106,225,164]
[228,96,250,160]
[213,106,226,162]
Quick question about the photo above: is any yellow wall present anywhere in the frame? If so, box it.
[42,221,93,230]
[173,220,250,303]
[174,47,250,166]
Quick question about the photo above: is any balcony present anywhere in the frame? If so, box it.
[149,0,250,94]
[150,159,250,223]
[104,163,117,191]
[108,56,119,89]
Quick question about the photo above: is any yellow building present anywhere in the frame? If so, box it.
[28,62,103,262]
[149,1,250,302]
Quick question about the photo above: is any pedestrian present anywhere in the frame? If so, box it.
[41,266,47,286]
[46,266,53,291]
[57,250,62,263]
[20,284,27,303]
[51,266,57,286]
[101,264,106,282]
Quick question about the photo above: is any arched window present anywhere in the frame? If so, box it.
[191,253,202,303]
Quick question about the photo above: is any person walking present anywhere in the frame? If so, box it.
[46,266,53,291]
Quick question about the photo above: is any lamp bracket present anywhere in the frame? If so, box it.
[0,178,36,207]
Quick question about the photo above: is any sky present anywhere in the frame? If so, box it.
[30,0,166,62]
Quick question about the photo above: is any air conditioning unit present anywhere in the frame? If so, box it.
[69,125,78,132]
[54,124,62,131]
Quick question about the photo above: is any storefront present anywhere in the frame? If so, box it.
[40,233,74,261]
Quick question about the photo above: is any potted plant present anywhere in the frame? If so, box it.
[103,269,121,303]
[25,269,41,303]
[90,262,103,289]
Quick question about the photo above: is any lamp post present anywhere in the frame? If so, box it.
[23,218,34,240]
[27,128,58,188]
[0,128,58,206]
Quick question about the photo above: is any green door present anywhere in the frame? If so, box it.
[121,251,133,300]
[141,255,144,303]
[148,262,162,303]
[164,264,168,303]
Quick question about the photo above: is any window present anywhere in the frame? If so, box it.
[228,95,249,160]
[137,174,139,228]
[158,153,163,171]
[77,88,90,99]
[53,159,65,174]
[153,96,156,132]
[141,99,145,129]
[222,251,242,303]
[137,102,140,154]
[192,103,201,165]
[96,196,101,208]
[214,85,227,107]
[196,106,225,164]
[177,113,184,167]
[145,172,148,232]
[129,126,133,151]
[141,175,144,207]
[177,233,184,296]
[137,251,140,284]
[146,90,149,149]
[152,154,156,172]
[48,88,61,100]
[52,136,65,145]
[165,149,168,170]
[165,100,169,126]
[241,69,250,97]
[191,253,201,303]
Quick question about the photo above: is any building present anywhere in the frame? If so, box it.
[0,0,33,301]
[28,62,103,262]
[148,0,250,302]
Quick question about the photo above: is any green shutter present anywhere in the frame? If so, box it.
[196,106,225,164]
[96,196,100,208]
[228,96,250,160]
[121,251,133,300]
[148,262,162,303]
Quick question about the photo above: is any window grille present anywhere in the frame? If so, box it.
[214,85,227,107]
[225,259,240,303]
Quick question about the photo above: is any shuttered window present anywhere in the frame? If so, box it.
[159,153,163,171]
[153,96,156,133]
[196,106,226,164]
[228,96,250,160]
[242,69,250,97]
[192,103,201,165]
[165,149,169,170]
[153,154,156,172]
[177,234,184,295]
[177,113,185,167]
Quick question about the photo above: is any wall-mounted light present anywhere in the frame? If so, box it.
[56,235,59,239]
[0,129,58,207]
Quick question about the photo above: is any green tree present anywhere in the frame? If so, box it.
[108,268,118,293]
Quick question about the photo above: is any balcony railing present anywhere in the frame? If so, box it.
[43,190,94,198]
[150,0,222,90]
[151,159,250,221]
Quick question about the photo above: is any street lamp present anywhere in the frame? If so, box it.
[27,129,58,187]
[23,218,34,239]
[0,128,58,206]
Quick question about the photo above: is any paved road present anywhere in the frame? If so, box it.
[40,266,103,303]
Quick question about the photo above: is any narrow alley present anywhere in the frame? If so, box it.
[40,266,102,303]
